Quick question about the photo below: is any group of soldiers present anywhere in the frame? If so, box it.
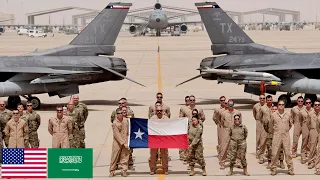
[0,94,88,165]
[252,95,320,175]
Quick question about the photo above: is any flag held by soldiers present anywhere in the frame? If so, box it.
[128,118,189,149]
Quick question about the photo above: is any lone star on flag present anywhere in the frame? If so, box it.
[134,128,144,140]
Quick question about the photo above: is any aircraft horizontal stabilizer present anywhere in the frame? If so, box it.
[92,62,146,87]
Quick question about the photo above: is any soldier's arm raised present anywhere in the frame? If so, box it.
[112,123,125,146]
[48,119,53,136]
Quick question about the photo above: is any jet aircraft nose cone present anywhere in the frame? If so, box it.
[156,18,160,22]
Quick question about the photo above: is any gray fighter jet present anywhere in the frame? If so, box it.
[126,0,201,36]
[177,2,320,107]
[0,2,145,109]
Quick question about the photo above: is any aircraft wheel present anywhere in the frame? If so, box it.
[278,94,291,108]
[28,96,41,110]
[304,94,317,104]
[7,96,21,109]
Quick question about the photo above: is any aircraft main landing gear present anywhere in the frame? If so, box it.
[278,92,296,108]
[156,30,161,37]
[7,95,41,110]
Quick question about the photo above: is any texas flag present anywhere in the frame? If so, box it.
[128,118,188,149]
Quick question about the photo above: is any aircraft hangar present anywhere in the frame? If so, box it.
[0,12,14,24]
[24,5,300,27]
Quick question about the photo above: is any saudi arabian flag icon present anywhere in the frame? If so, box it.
[48,148,93,178]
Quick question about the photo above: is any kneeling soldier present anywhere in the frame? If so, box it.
[227,114,249,176]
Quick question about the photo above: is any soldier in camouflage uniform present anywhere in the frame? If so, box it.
[111,98,134,123]
[227,114,250,176]
[17,103,29,148]
[66,100,81,148]
[25,101,41,148]
[0,100,12,148]
[72,95,88,148]
[188,116,206,176]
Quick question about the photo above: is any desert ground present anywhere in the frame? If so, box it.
[0,28,320,179]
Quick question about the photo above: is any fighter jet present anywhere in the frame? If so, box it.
[177,2,320,107]
[0,2,145,109]
[126,0,201,36]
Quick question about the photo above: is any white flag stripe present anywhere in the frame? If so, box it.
[25,150,47,154]
[25,160,47,163]
[1,173,47,176]
[148,118,188,135]
[2,164,47,167]
[2,169,47,172]
[25,155,47,158]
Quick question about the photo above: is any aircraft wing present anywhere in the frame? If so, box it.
[168,21,203,27]
[123,22,147,26]
[0,67,102,75]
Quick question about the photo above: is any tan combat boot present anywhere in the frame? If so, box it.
[288,169,295,175]
[202,166,207,176]
[267,160,271,169]
[315,170,320,175]
[280,160,285,169]
[189,166,195,176]
[243,166,250,176]
[121,170,127,177]
[308,163,315,169]
[109,171,115,177]
[226,166,233,176]
[271,169,276,176]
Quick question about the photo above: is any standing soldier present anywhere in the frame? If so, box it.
[150,102,168,118]
[258,95,273,165]
[179,96,190,117]
[307,100,320,169]
[109,109,130,177]
[253,94,265,158]
[48,105,72,148]
[121,98,135,117]
[66,100,81,148]
[314,102,320,175]
[72,95,88,148]
[226,114,250,176]
[17,103,29,147]
[63,106,68,115]
[300,98,313,164]
[213,96,226,157]
[219,99,241,169]
[264,102,285,169]
[188,116,206,176]
[149,92,171,118]
[25,101,41,148]
[122,106,135,171]
[111,99,125,123]
[291,96,305,158]
[4,110,29,148]
[269,100,294,176]
[0,100,12,147]
[149,106,169,175]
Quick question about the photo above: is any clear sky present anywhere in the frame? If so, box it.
[0,0,319,24]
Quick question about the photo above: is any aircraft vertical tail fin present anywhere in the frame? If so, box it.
[33,2,132,56]
[195,2,286,55]
[70,2,131,46]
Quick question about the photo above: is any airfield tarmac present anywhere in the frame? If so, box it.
[1,29,320,179]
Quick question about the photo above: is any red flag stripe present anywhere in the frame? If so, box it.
[2,172,46,174]
[24,162,47,164]
[25,153,47,155]
[24,148,46,151]
[2,176,47,178]
[2,167,47,169]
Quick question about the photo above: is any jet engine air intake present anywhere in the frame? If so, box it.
[155,3,162,9]
[129,25,136,34]
[180,24,188,33]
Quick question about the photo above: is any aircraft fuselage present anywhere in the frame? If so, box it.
[148,9,169,30]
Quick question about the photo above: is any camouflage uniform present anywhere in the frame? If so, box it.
[270,111,294,175]
[75,102,88,148]
[0,109,13,147]
[25,110,41,148]
[213,106,225,156]
[111,106,134,123]
[187,122,206,176]
[228,123,248,168]
[291,105,304,157]
[19,112,30,148]
[299,108,313,163]
[67,109,81,148]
